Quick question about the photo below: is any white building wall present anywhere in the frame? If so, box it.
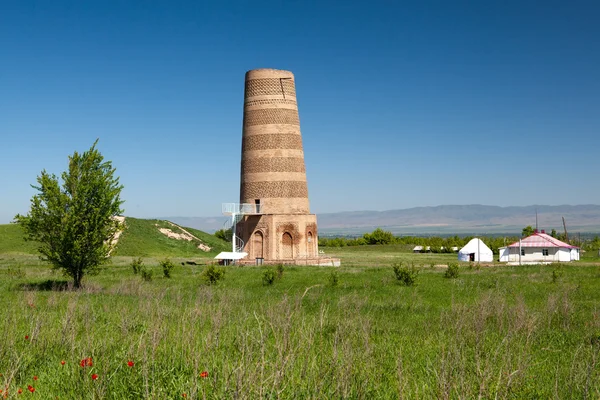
[499,247,579,263]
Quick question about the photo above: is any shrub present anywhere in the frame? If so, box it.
[392,262,419,286]
[445,263,460,279]
[262,269,276,286]
[328,271,339,287]
[160,259,176,278]
[202,265,225,285]
[276,264,285,279]
[552,265,564,283]
[131,257,143,275]
[140,267,153,282]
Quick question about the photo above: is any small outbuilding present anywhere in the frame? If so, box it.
[498,231,579,263]
[458,238,493,262]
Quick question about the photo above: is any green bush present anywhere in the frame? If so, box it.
[276,264,284,279]
[262,269,276,286]
[552,264,564,283]
[392,262,419,286]
[140,267,153,282]
[160,259,176,278]
[202,264,225,285]
[445,263,460,279]
[131,257,143,275]
[328,271,339,287]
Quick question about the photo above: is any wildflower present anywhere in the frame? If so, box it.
[182,394,187,398]
[33,376,38,381]
[61,360,65,365]
[91,374,98,380]
[25,335,29,340]
[200,371,208,378]
[127,360,134,367]
[18,388,23,394]
[79,357,93,367]
[28,385,35,393]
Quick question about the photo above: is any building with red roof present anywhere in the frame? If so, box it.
[498,230,580,263]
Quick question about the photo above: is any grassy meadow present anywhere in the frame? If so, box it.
[1,223,600,398]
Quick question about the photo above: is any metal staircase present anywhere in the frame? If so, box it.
[221,203,264,255]
[222,214,245,253]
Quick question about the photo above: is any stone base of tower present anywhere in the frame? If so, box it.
[236,214,339,265]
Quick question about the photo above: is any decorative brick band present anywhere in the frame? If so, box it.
[245,98,297,107]
[245,78,296,98]
[242,181,308,199]
[242,134,303,151]
[242,157,306,174]
[244,108,300,126]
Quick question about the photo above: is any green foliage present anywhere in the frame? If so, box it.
[202,264,225,285]
[318,232,518,256]
[552,264,564,283]
[131,257,143,274]
[363,228,395,245]
[444,262,460,279]
[328,271,339,287]
[262,269,276,286]
[522,225,535,237]
[214,228,232,242]
[14,140,123,288]
[140,266,153,282]
[392,262,419,286]
[276,264,284,279]
[160,259,176,278]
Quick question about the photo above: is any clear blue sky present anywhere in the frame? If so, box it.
[1,0,599,224]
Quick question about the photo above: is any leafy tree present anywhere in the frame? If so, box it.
[214,228,232,242]
[363,228,395,245]
[522,225,535,237]
[14,141,123,288]
[550,229,557,238]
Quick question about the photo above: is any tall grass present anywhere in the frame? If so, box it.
[0,256,599,398]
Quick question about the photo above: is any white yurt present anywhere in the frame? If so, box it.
[458,238,493,262]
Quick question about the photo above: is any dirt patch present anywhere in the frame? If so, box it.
[157,223,211,252]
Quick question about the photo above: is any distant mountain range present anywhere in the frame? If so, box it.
[164,204,600,236]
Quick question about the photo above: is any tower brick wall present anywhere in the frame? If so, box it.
[237,69,321,263]
[240,69,310,215]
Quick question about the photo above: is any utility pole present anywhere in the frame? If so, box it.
[562,217,569,242]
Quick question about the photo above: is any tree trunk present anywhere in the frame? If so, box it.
[73,270,82,289]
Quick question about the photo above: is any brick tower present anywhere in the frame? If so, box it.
[234,68,319,264]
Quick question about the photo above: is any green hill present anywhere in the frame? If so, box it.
[0,224,40,255]
[112,217,229,257]
[0,217,229,258]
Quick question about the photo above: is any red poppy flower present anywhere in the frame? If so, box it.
[79,357,93,367]
[18,388,23,394]
[182,394,187,398]
[91,374,98,380]
[24,335,29,340]
[27,386,34,393]
[127,361,134,367]
[61,360,65,365]
[200,371,208,378]
[33,376,38,381]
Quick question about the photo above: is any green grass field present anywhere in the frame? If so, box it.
[1,224,600,398]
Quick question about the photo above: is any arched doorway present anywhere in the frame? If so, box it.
[253,231,264,259]
[307,231,314,257]
[282,232,293,259]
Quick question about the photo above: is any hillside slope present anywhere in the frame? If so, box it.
[0,218,229,258]
[0,224,39,255]
[111,217,229,257]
